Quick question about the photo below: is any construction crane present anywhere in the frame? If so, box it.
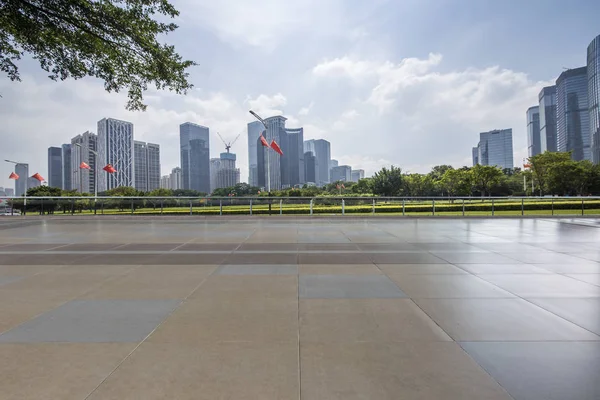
[216,132,241,153]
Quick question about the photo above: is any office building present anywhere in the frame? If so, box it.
[169,167,182,190]
[351,169,365,182]
[70,131,97,194]
[97,118,134,191]
[331,165,352,182]
[259,116,286,190]
[472,147,479,166]
[62,144,72,190]
[539,86,558,153]
[556,67,590,161]
[280,127,304,188]
[527,106,541,157]
[475,129,514,170]
[133,141,161,192]
[210,158,221,192]
[247,121,263,186]
[330,159,338,169]
[589,35,600,164]
[304,151,317,184]
[13,163,28,196]
[5,188,14,197]
[211,153,240,191]
[0,187,5,196]
[160,175,170,189]
[304,139,331,186]
[47,147,63,188]
[180,122,210,193]
[27,176,41,190]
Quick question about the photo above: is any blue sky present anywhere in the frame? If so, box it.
[1,0,599,189]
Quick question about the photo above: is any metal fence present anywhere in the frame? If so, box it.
[2,196,600,217]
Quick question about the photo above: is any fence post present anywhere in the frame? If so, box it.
[432,199,435,216]
[342,199,345,215]
[582,198,585,216]
[71,199,75,215]
[219,200,223,216]
[462,199,465,216]
[250,199,252,216]
[131,198,134,215]
[189,200,192,216]
[372,198,375,215]
[101,201,104,215]
[402,199,405,216]
[521,198,524,216]
[41,198,44,215]
[280,199,282,215]
[492,199,495,216]
[310,199,313,216]
[551,198,554,216]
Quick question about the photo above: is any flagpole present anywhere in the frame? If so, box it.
[249,110,270,193]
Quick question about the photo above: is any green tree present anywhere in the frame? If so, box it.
[546,160,595,195]
[25,185,62,197]
[1,0,195,111]
[528,152,572,195]
[350,178,373,194]
[371,166,403,197]
[428,165,454,181]
[402,173,434,197]
[173,189,203,197]
[439,169,472,197]
[471,165,503,196]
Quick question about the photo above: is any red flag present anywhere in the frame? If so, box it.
[79,162,91,169]
[103,164,117,173]
[270,140,283,156]
[8,172,19,180]
[260,135,270,148]
[31,173,44,182]
[341,183,345,189]
[336,184,340,189]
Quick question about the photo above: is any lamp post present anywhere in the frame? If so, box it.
[249,110,270,192]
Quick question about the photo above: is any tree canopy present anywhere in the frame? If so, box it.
[0,0,195,110]
[371,166,403,196]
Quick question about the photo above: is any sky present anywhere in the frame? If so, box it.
[1,0,600,189]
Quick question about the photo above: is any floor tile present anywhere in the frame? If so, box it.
[299,264,382,275]
[86,342,299,400]
[454,263,552,274]
[189,276,298,303]
[0,343,135,400]
[226,253,298,264]
[300,299,451,343]
[301,342,512,400]
[0,265,58,277]
[299,253,373,264]
[377,263,467,274]
[369,252,448,264]
[527,298,600,335]
[415,298,599,341]
[432,252,520,264]
[461,342,600,400]
[218,264,298,275]
[300,275,406,299]
[565,274,600,286]
[537,262,600,274]
[388,274,515,298]
[478,274,600,298]
[0,299,180,343]
[503,252,592,264]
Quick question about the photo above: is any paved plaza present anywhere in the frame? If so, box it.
[0,217,599,399]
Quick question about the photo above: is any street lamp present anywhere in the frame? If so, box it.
[249,110,271,192]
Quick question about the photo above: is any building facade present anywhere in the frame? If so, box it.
[133,141,161,192]
[351,169,365,182]
[180,122,210,193]
[247,121,263,186]
[160,175,170,189]
[476,129,514,170]
[169,167,182,190]
[472,147,479,166]
[47,147,63,188]
[71,131,97,194]
[260,116,286,191]
[5,188,14,196]
[14,163,28,196]
[539,86,558,153]
[527,106,541,157]
[556,67,590,161]
[331,165,352,182]
[61,144,72,190]
[211,153,240,191]
[303,139,331,187]
[97,118,134,191]
[304,151,317,184]
[280,127,304,188]
[589,35,600,164]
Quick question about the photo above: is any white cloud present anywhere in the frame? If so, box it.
[245,93,287,117]
[298,101,314,116]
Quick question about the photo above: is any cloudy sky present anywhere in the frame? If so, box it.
[1,0,599,189]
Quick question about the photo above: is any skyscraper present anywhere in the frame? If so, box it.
[180,122,210,193]
[14,163,28,196]
[47,147,63,188]
[472,147,479,166]
[304,151,317,184]
[212,153,240,191]
[97,118,134,191]
[589,35,600,164]
[61,144,72,190]
[170,167,182,190]
[475,129,514,170]
[556,67,590,161]
[527,106,541,157]
[351,169,365,182]
[132,141,160,192]
[71,131,97,194]
[280,127,304,188]
[331,165,352,182]
[304,139,331,186]
[261,116,286,190]
[539,86,558,153]
[247,121,263,186]
[146,143,160,191]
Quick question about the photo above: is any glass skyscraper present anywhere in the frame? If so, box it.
[527,106,541,157]
[303,139,331,186]
[47,147,63,188]
[97,118,134,191]
[180,122,210,193]
[247,121,263,186]
[61,144,72,190]
[589,35,600,164]
[539,86,558,152]
[556,67,590,161]
[280,127,304,188]
[476,129,514,170]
